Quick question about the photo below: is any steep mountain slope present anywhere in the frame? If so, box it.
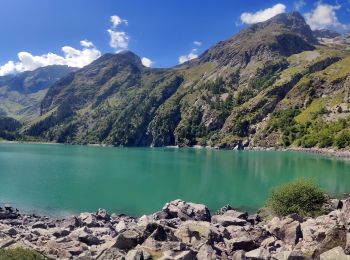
[21,12,350,150]
[0,65,77,121]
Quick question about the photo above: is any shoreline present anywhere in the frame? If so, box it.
[1,140,350,160]
[1,199,350,259]
[247,146,350,160]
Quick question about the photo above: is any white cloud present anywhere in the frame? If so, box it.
[193,41,202,46]
[178,48,198,64]
[304,2,349,31]
[80,40,94,48]
[107,15,130,52]
[294,0,306,11]
[110,15,128,28]
[107,30,130,51]
[0,61,20,76]
[240,3,286,24]
[141,57,153,67]
[0,41,101,76]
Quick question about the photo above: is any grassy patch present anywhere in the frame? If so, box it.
[0,248,46,260]
[295,99,325,124]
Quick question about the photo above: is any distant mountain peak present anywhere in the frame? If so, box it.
[313,29,341,39]
[88,51,143,70]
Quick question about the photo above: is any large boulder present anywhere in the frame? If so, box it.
[319,246,350,260]
[96,208,110,221]
[79,212,100,227]
[114,230,142,251]
[211,215,247,227]
[271,250,305,260]
[245,247,270,259]
[226,236,258,251]
[162,200,211,221]
[59,216,82,230]
[196,244,217,260]
[297,213,347,258]
[174,220,221,249]
[78,233,102,246]
[267,216,302,245]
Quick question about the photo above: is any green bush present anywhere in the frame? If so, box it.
[0,248,46,260]
[267,179,326,217]
[335,130,350,149]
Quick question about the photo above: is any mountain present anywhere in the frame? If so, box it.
[19,12,350,150]
[313,29,341,39]
[0,65,77,121]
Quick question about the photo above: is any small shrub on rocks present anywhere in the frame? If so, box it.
[267,179,327,217]
[0,248,46,260]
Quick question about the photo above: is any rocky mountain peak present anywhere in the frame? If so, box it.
[198,12,317,67]
[89,51,143,70]
[259,12,317,44]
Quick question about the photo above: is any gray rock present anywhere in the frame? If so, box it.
[79,212,99,227]
[32,222,47,229]
[115,220,127,233]
[345,233,350,254]
[52,228,71,238]
[125,248,144,260]
[162,200,211,221]
[0,207,19,220]
[245,247,271,259]
[299,214,347,258]
[319,246,350,260]
[96,208,110,221]
[261,236,276,248]
[61,216,82,230]
[211,215,247,227]
[79,233,102,246]
[222,209,248,220]
[174,220,221,248]
[67,245,85,256]
[5,227,18,237]
[0,234,15,249]
[267,217,302,245]
[196,244,216,260]
[248,214,262,225]
[227,236,258,251]
[96,247,125,260]
[216,205,234,215]
[162,249,197,260]
[271,250,305,260]
[232,250,246,260]
[114,230,141,251]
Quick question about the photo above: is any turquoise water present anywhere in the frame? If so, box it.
[0,143,350,216]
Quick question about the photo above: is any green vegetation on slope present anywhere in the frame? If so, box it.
[0,248,46,260]
[2,12,349,151]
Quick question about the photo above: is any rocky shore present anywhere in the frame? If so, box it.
[247,146,350,160]
[1,199,350,259]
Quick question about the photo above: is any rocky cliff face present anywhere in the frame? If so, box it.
[0,198,349,259]
[18,12,350,150]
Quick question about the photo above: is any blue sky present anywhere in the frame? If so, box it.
[0,0,350,75]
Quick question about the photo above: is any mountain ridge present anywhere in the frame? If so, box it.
[4,12,350,150]
[0,65,77,121]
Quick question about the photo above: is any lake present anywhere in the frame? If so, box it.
[0,143,350,216]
